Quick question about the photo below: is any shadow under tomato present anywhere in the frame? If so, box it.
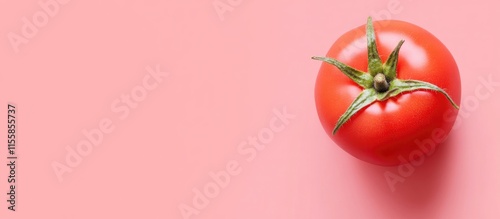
[356,132,458,218]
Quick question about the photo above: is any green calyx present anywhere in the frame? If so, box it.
[312,17,459,135]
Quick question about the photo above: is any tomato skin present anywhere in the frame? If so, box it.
[315,20,461,166]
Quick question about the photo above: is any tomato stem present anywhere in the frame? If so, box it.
[373,73,389,92]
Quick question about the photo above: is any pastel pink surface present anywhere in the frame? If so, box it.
[0,0,499,219]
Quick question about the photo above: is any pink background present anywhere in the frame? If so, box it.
[1,0,499,218]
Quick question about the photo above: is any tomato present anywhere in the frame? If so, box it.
[313,18,461,166]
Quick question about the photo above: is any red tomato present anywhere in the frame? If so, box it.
[314,19,461,166]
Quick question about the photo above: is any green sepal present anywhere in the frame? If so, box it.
[312,56,373,89]
[333,88,378,134]
[383,40,405,81]
[384,79,460,109]
[366,17,383,76]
